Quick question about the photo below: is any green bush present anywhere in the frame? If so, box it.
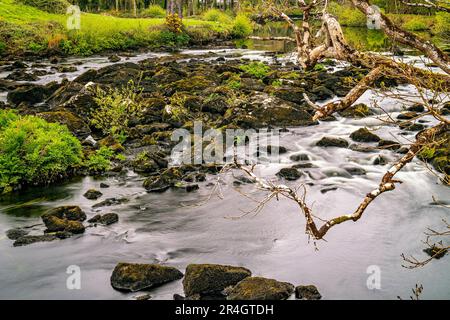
[85,146,115,172]
[0,110,82,193]
[0,41,6,55]
[203,8,233,24]
[240,61,270,79]
[402,17,428,31]
[20,0,70,14]
[329,2,366,27]
[141,4,166,18]
[232,14,253,38]
[434,12,450,36]
[90,80,144,137]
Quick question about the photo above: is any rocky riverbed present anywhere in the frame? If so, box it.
[0,48,448,299]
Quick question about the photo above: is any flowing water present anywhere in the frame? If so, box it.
[0,47,449,300]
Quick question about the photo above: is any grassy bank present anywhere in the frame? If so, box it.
[0,0,242,57]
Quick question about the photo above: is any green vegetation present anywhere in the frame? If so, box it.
[85,146,115,173]
[434,12,450,36]
[0,109,83,193]
[19,0,69,14]
[90,80,144,137]
[203,8,233,24]
[328,2,366,27]
[0,0,238,56]
[240,61,270,79]
[141,4,166,18]
[231,14,253,38]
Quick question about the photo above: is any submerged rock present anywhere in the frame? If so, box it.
[316,136,349,148]
[227,277,294,300]
[83,189,103,200]
[13,235,57,247]
[88,213,119,225]
[108,55,121,63]
[276,167,303,181]
[183,264,251,298]
[339,103,373,118]
[6,228,29,240]
[350,128,380,143]
[295,285,322,300]
[378,139,401,150]
[92,197,129,208]
[290,153,310,161]
[110,263,183,292]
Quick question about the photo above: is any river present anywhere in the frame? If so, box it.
[0,44,449,300]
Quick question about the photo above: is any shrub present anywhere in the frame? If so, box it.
[203,9,232,24]
[20,0,70,14]
[240,61,270,79]
[329,3,366,27]
[166,13,183,34]
[434,12,450,36]
[90,80,144,137]
[232,14,253,38]
[85,146,115,173]
[142,4,166,18]
[0,41,6,56]
[0,110,82,193]
[402,17,428,31]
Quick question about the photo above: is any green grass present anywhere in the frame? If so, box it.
[0,0,235,56]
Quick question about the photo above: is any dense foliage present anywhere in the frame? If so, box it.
[0,110,83,193]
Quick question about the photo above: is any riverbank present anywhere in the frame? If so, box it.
[0,0,242,57]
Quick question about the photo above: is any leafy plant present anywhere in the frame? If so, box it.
[240,61,270,79]
[142,5,166,18]
[85,146,115,172]
[166,13,183,34]
[0,110,82,193]
[90,80,144,137]
[203,9,232,24]
[232,14,253,38]
[272,79,282,87]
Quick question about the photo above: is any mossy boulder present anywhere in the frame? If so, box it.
[42,215,85,234]
[276,167,303,181]
[339,103,373,118]
[37,111,91,138]
[83,189,103,200]
[44,206,86,221]
[110,263,183,292]
[6,228,29,240]
[13,235,57,247]
[350,128,381,143]
[227,277,294,300]
[183,264,252,298]
[316,136,349,148]
[143,167,183,192]
[7,83,57,106]
[88,213,119,225]
[41,206,86,234]
[378,139,401,150]
[228,93,315,128]
[166,76,215,95]
[295,285,322,300]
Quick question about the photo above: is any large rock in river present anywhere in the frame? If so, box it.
[183,264,252,298]
[227,277,294,300]
[227,92,315,128]
[110,263,183,292]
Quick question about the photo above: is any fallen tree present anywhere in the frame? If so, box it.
[231,0,449,243]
